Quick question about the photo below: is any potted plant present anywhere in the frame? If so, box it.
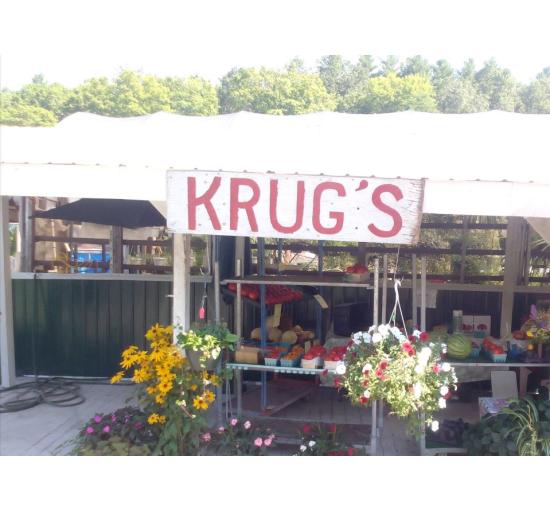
[176,322,238,371]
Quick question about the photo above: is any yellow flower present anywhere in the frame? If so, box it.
[203,390,215,403]
[122,345,138,358]
[110,371,124,384]
[146,385,157,395]
[155,394,166,405]
[209,375,221,386]
[190,384,198,391]
[158,380,173,394]
[150,350,165,362]
[120,355,137,370]
[147,413,160,424]
[158,415,166,424]
[193,396,209,410]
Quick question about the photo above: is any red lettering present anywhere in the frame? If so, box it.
[312,182,345,234]
[368,184,403,238]
[230,178,260,231]
[269,180,305,234]
[187,177,221,230]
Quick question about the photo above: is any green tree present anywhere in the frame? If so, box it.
[521,69,550,113]
[218,67,336,114]
[475,59,520,111]
[162,76,219,115]
[342,73,437,113]
[318,55,354,97]
[379,55,400,76]
[400,55,431,77]
[64,77,115,115]
[435,78,488,113]
[15,74,70,120]
[0,91,57,126]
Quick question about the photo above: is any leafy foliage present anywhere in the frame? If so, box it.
[463,397,550,456]
[296,423,359,456]
[200,418,275,455]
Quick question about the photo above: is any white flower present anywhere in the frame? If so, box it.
[412,329,421,338]
[362,362,372,373]
[300,445,307,452]
[441,362,451,372]
[452,374,458,384]
[244,420,251,430]
[441,344,448,354]
[414,364,424,374]
[352,332,362,344]
[335,363,346,375]
[440,385,449,396]
[390,326,401,337]
[308,440,316,448]
[420,347,432,359]
[211,347,221,359]
[362,332,372,343]
[396,333,407,343]
[368,325,376,334]
[413,382,423,398]
[363,389,371,398]
[372,333,383,344]
[431,420,439,432]
[378,324,389,337]
[438,397,447,409]
[429,342,435,348]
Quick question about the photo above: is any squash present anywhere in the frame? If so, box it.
[268,327,282,342]
[282,330,298,344]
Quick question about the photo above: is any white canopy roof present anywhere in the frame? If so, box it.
[2,110,550,224]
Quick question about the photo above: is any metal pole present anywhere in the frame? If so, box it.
[411,254,417,327]
[316,240,324,340]
[373,257,379,326]
[382,254,388,324]
[214,237,221,323]
[421,257,427,332]
[235,258,243,417]
[258,238,267,410]
[370,400,377,455]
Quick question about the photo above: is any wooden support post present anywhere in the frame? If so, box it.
[500,218,526,337]
[411,254,417,327]
[172,233,191,338]
[1,197,16,387]
[110,225,123,273]
[235,257,243,417]
[459,216,469,284]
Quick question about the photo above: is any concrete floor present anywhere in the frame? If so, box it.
[1,377,480,456]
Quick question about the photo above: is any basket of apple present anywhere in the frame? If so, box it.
[343,264,369,283]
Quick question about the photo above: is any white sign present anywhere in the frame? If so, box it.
[167,170,424,244]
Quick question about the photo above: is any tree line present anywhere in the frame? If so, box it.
[1,55,549,126]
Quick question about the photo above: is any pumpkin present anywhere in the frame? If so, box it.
[282,330,298,344]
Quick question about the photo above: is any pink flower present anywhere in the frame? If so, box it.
[102,425,110,434]
[230,418,238,426]
[420,332,429,342]
[402,341,413,352]
[111,414,117,423]
[333,377,341,388]
[85,426,94,434]
[379,360,388,370]
[244,420,251,430]
[254,437,263,447]
[328,424,337,434]
[218,426,225,433]
[302,424,312,434]
[264,437,272,447]
[375,368,384,378]
[432,364,440,374]
[93,415,102,423]
[201,432,211,442]
[321,369,328,376]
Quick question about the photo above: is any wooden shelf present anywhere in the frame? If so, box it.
[222,273,373,288]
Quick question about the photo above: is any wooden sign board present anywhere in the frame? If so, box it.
[167,170,424,244]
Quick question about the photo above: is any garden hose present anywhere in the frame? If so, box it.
[0,376,133,413]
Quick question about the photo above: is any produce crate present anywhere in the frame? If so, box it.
[280,355,302,368]
[323,360,343,371]
[343,272,369,283]
[489,352,507,363]
[301,357,321,369]
[264,357,280,366]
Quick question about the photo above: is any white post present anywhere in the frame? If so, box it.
[172,233,191,338]
[1,197,16,387]
[421,257,427,332]
[500,218,526,337]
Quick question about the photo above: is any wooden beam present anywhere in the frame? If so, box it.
[110,225,123,273]
[1,197,16,387]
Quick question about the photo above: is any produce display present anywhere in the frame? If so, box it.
[343,264,369,282]
[281,345,305,367]
[226,283,303,304]
[446,334,472,359]
[482,337,507,362]
[344,263,368,274]
[264,346,287,366]
[322,345,347,369]
[301,345,327,369]
[248,319,314,346]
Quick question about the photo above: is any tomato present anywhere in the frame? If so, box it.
[227,283,237,292]
[248,290,259,301]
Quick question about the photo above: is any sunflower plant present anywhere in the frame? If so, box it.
[339,324,458,436]
[111,323,222,455]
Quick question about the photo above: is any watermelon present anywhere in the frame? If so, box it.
[447,334,472,359]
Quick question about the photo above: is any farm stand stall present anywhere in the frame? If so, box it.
[2,111,550,454]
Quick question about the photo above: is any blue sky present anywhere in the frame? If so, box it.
[1,0,549,89]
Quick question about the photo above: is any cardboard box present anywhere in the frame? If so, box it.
[462,315,491,335]
[234,346,262,365]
